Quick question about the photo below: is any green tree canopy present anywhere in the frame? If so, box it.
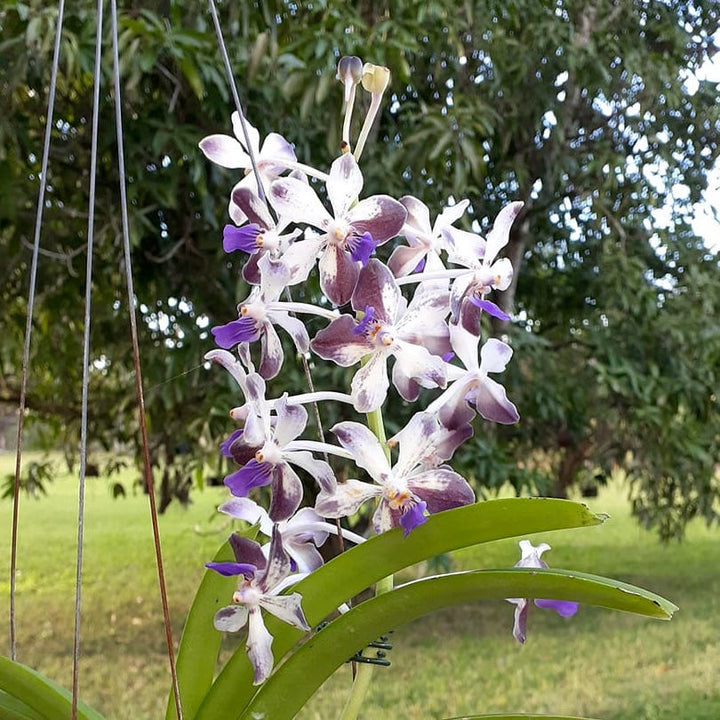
[1,0,718,537]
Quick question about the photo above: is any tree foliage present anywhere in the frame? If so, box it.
[1,0,718,537]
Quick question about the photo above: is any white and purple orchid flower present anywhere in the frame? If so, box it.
[223,185,302,285]
[199,113,298,220]
[223,394,337,521]
[207,527,310,684]
[218,497,365,574]
[428,324,519,428]
[506,540,579,643]
[447,201,523,330]
[268,153,407,305]
[315,418,475,536]
[389,195,470,277]
[311,259,450,412]
[211,278,311,379]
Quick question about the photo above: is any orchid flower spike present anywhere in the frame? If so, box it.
[506,540,579,644]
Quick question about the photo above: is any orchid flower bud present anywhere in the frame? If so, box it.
[360,63,391,95]
[354,64,391,162]
[337,56,364,151]
[337,56,363,101]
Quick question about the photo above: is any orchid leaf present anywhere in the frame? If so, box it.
[193,497,605,718]
[165,540,235,720]
[0,690,44,720]
[240,568,676,720]
[442,715,602,719]
[0,655,106,720]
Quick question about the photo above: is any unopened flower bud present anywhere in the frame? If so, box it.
[361,63,390,95]
[337,56,363,85]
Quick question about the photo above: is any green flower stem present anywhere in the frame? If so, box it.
[339,400,393,720]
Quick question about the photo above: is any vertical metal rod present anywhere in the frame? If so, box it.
[207,0,265,202]
[109,0,184,717]
[9,0,66,661]
[71,0,104,716]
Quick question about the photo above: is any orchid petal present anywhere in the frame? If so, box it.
[327,153,364,217]
[351,351,390,413]
[259,322,283,379]
[247,608,275,685]
[470,376,520,425]
[273,396,308,447]
[311,315,372,366]
[351,259,400,321]
[480,338,514,374]
[268,463,303,522]
[285,450,337,493]
[346,195,407,243]
[199,135,250,169]
[406,467,475,513]
[485,201,523,265]
[319,244,360,306]
[269,177,333,230]
[331,422,391,480]
[315,478,382,518]
[534,598,580,617]
[259,593,310,631]
[213,605,250,633]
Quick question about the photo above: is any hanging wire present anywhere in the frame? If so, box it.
[70,0,104,715]
[109,0,184,716]
[207,0,265,202]
[9,0,66,662]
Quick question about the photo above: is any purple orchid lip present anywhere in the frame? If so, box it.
[212,317,262,349]
[400,500,428,536]
[224,459,274,496]
[347,231,376,266]
[205,561,257,577]
[353,306,376,336]
[469,296,510,322]
[223,224,261,254]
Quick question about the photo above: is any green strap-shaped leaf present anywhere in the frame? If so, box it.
[0,690,45,720]
[0,655,106,720]
[240,568,676,720]
[442,715,602,719]
[164,541,236,720]
[192,498,605,719]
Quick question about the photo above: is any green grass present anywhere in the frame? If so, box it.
[2,453,719,719]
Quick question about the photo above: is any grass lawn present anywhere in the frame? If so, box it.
[2,452,719,719]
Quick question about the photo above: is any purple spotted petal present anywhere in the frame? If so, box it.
[311,315,372,366]
[407,467,475,513]
[268,463,303,522]
[470,376,520,425]
[534,599,579,617]
[469,296,510,322]
[347,231,376,266]
[231,186,274,229]
[230,533,267,568]
[212,318,261,348]
[205,561,257,577]
[351,259,400,322]
[346,195,407,244]
[258,525,292,591]
[224,460,274,496]
[319,245,360,306]
[223,224,261,254]
[400,500,428,536]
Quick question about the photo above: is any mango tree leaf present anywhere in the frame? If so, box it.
[0,655,106,720]
[192,498,605,719]
[240,568,676,720]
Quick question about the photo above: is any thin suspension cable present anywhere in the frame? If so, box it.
[109,1,183,717]
[207,0,265,202]
[71,1,103,715]
[9,0,66,662]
